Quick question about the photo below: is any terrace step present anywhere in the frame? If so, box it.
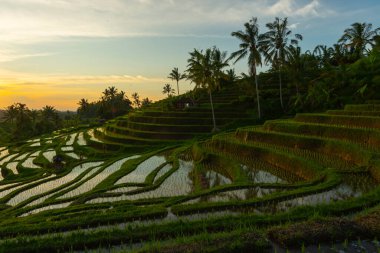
[294,113,380,129]
[344,104,380,111]
[106,125,208,140]
[124,116,246,126]
[94,130,172,145]
[133,111,249,118]
[326,110,380,117]
[95,87,255,146]
[262,120,380,150]
[208,136,319,180]
[87,138,149,152]
[366,100,380,104]
[235,126,371,165]
[107,122,213,134]
[196,98,239,103]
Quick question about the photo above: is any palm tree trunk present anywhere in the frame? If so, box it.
[209,90,217,132]
[254,66,261,119]
[279,64,284,109]
[176,80,180,96]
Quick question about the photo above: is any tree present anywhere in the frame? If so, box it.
[3,104,17,124]
[40,105,60,132]
[313,44,334,68]
[10,103,32,137]
[29,109,39,127]
[162,84,175,97]
[230,17,263,119]
[42,105,58,120]
[373,35,380,52]
[131,92,141,108]
[77,98,90,118]
[14,103,30,124]
[168,67,186,96]
[286,45,303,95]
[101,86,119,118]
[330,43,351,66]
[225,69,239,83]
[141,98,152,107]
[261,17,303,109]
[339,22,380,58]
[186,47,229,131]
[102,86,118,101]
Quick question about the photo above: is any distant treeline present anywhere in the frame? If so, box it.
[77,86,151,121]
[0,104,76,143]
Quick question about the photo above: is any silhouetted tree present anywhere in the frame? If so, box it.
[261,17,303,109]
[162,84,175,97]
[230,17,263,118]
[168,67,186,95]
[339,22,380,58]
[186,47,229,131]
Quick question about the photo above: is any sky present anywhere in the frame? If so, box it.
[0,0,379,110]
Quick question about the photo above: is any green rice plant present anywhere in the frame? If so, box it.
[263,120,380,151]
[344,104,380,111]
[295,113,380,129]
[327,109,380,117]
[235,126,373,166]
[208,137,322,180]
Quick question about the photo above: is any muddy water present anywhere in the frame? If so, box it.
[260,173,378,213]
[116,155,166,184]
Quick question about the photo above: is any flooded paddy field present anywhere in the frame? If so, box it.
[0,109,379,253]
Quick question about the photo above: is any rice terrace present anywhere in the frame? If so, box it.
[0,1,380,252]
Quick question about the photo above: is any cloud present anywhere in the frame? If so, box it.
[265,0,331,18]
[295,0,320,17]
[0,68,166,86]
[0,0,333,44]
[0,49,52,62]
[289,23,300,29]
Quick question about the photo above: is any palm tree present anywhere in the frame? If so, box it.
[77,98,89,117]
[141,98,152,107]
[230,17,263,119]
[14,103,30,123]
[104,86,120,117]
[168,67,186,96]
[186,47,229,131]
[339,22,380,58]
[330,43,350,66]
[29,109,39,125]
[8,103,31,134]
[131,92,141,108]
[287,45,310,96]
[78,98,89,108]
[225,69,239,83]
[313,45,334,68]
[42,105,57,120]
[102,86,118,101]
[3,104,17,124]
[162,83,175,97]
[261,17,303,109]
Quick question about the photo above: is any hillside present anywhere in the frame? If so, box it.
[88,87,257,151]
[0,100,378,252]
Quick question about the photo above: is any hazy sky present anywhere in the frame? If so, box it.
[0,0,379,110]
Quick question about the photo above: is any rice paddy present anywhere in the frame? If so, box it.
[0,102,379,252]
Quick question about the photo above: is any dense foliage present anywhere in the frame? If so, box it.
[0,103,67,142]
